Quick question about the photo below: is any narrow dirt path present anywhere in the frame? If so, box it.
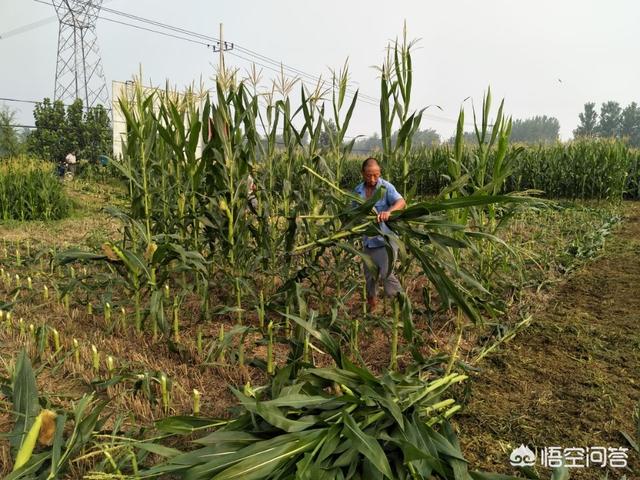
[457,203,640,480]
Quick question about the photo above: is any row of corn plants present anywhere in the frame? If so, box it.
[334,140,640,200]
[0,156,71,221]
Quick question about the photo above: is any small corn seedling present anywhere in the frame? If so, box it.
[106,355,115,376]
[159,373,170,415]
[104,302,111,327]
[266,320,275,375]
[196,326,203,357]
[91,344,100,373]
[51,328,61,355]
[192,389,201,415]
[119,306,127,332]
[172,297,180,341]
[73,338,80,364]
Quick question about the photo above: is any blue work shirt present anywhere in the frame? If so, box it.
[354,178,403,248]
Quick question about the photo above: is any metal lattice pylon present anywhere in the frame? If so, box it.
[52,0,109,108]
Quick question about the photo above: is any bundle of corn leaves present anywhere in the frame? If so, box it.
[143,333,524,480]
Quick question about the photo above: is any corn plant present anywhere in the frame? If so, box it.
[378,26,424,199]
[5,350,108,479]
[0,157,71,221]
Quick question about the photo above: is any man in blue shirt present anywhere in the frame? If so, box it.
[354,157,406,310]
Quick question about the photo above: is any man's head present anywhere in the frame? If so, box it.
[362,157,381,187]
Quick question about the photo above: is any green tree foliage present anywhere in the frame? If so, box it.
[0,104,23,158]
[354,128,439,153]
[409,127,440,146]
[83,104,112,161]
[26,98,112,162]
[26,98,66,161]
[510,115,560,143]
[445,131,477,145]
[597,100,622,138]
[574,100,640,146]
[318,119,337,149]
[620,102,640,147]
[353,132,382,153]
[574,102,598,138]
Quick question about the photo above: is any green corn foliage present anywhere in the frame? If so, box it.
[0,157,70,221]
[7,351,108,478]
[138,326,524,480]
[336,140,639,200]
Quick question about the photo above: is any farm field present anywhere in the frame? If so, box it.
[1,174,638,479]
[1,38,640,480]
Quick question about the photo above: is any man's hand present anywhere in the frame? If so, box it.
[377,211,391,223]
[377,198,406,223]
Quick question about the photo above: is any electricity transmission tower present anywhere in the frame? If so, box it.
[52,0,109,108]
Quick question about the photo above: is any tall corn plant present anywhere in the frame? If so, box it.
[378,25,424,200]
[199,80,267,362]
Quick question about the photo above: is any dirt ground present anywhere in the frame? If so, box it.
[457,203,640,479]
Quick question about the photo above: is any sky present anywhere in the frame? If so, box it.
[1,0,640,141]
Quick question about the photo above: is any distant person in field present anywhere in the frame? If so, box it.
[65,150,77,175]
[354,157,406,310]
[65,151,76,165]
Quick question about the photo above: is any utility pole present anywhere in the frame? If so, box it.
[213,22,234,86]
[219,23,225,83]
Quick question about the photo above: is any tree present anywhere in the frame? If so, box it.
[27,98,112,162]
[319,119,337,149]
[353,133,382,153]
[510,115,560,143]
[406,128,440,147]
[597,101,622,138]
[65,98,85,154]
[0,104,23,158]
[445,131,477,145]
[27,98,68,161]
[354,128,439,154]
[83,104,112,161]
[573,102,598,138]
[620,102,640,147]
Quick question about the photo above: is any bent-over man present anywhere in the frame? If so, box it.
[354,157,406,310]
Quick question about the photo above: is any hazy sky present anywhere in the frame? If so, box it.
[2,0,639,141]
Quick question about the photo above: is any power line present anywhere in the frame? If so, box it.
[0,97,38,105]
[16,1,472,128]
[0,96,112,111]
[98,14,214,48]
[0,16,56,39]
[31,0,380,106]
[94,2,381,103]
